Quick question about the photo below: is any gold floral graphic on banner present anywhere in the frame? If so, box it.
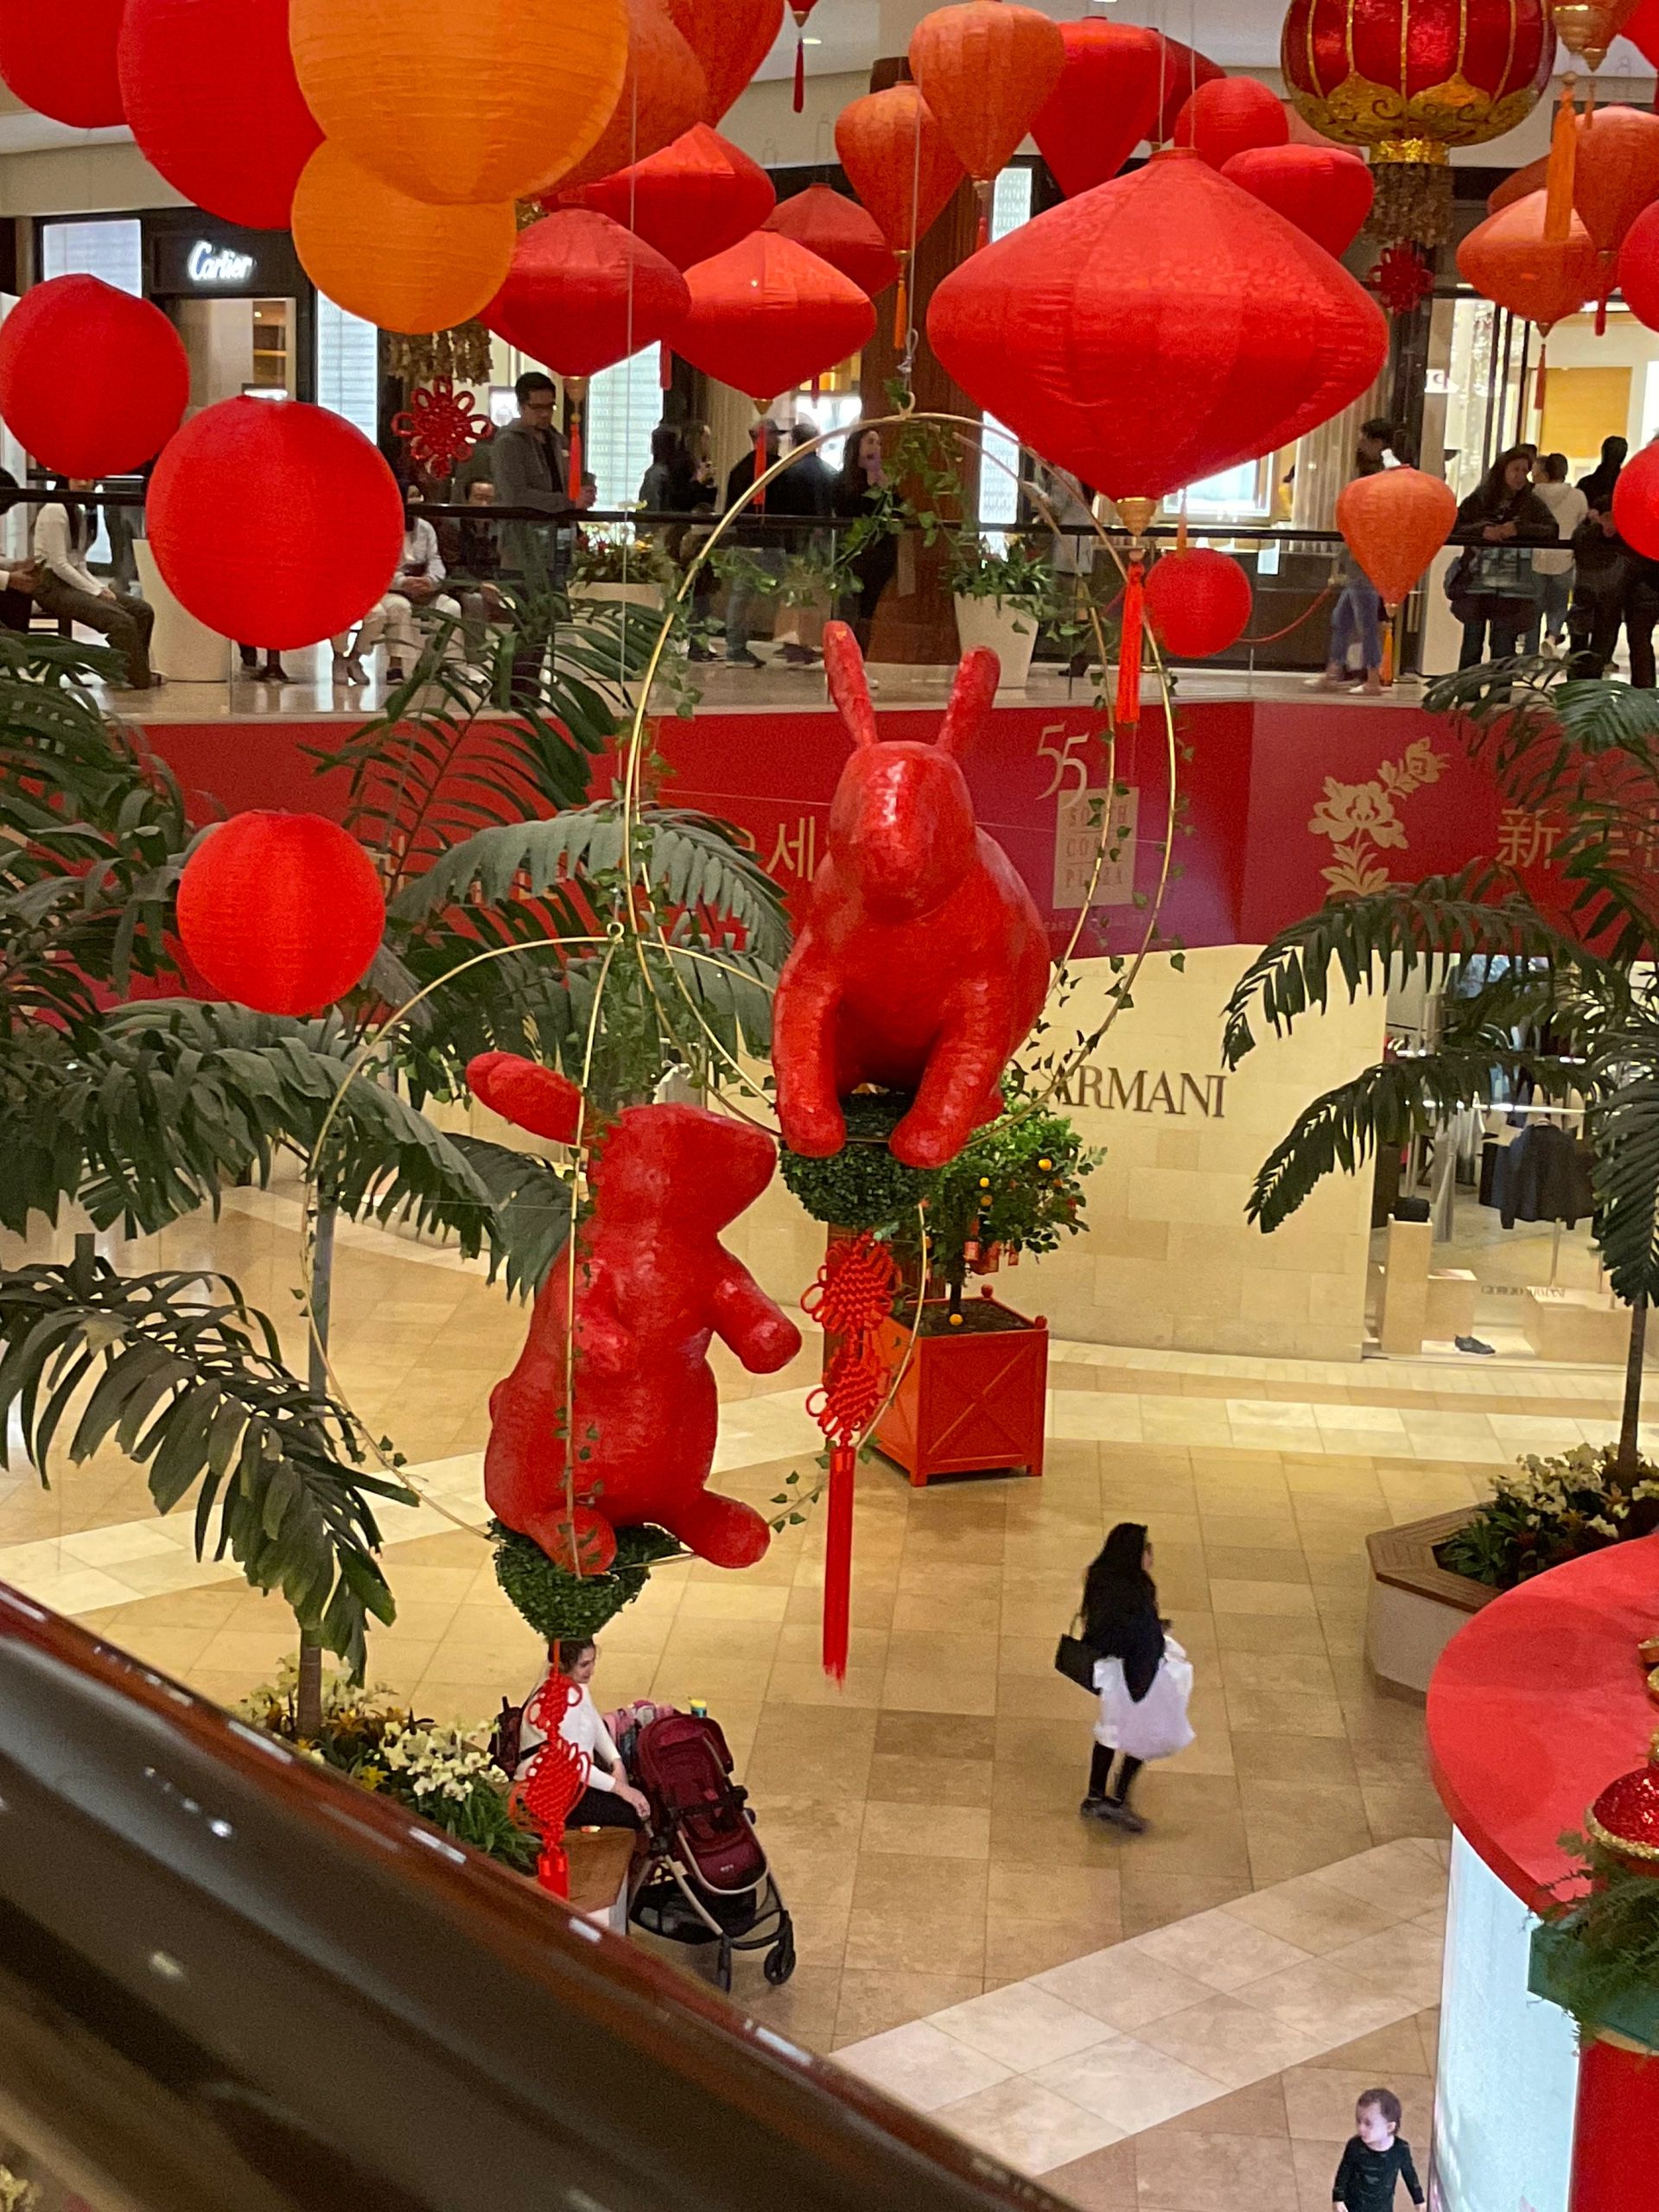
[1308,736,1446,896]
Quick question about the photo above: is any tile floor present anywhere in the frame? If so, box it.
[3,1189,1624,2200]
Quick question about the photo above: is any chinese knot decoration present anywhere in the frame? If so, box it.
[1370,240,1438,315]
[391,376,493,480]
[515,1672,590,1896]
[804,1230,901,1682]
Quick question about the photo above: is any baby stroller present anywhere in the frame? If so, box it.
[627,1710,795,1992]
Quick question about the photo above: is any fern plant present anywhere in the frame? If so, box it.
[1224,658,1659,1473]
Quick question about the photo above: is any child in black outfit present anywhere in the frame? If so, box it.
[1333,2088,1425,2212]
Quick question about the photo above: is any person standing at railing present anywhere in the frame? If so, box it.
[1319,417,1398,694]
[32,478,155,690]
[721,416,786,668]
[1448,448,1556,669]
[1564,499,1630,678]
[1525,453,1586,655]
[833,425,898,654]
[639,423,680,514]
[493,369,579,593]
[0,469,41,632]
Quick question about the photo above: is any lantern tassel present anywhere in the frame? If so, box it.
[753,416,767,513]
[975,178,992,251]
[1116,556,1145,733]
[822,1440,855,1681]
[1544,81,1578,245]
[793,29,805,111]
[568,410,583,504]
[893,259,908,347]
[659,340,673,391]
[1536,335,1548,416]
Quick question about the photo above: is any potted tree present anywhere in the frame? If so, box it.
[1218,652,1659,1686]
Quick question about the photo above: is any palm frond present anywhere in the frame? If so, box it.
[0,1247,410,1674]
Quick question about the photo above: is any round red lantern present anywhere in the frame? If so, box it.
[0,0,123,127]
[835,82,964,254]
[1573,104,1659,326]
[928,149,1388,505]
[118,0,322,230]
[0,276,188,478]
[1336,468,1459,611]
[558,122,774,270]
[1458,189,1599,333]
[1032,20,1164,199]
[1144,548,1253,658]
[1154,35,1224,143]
[1222,144,1375,257]
[665,0,783,122]
[1630,0,1659,61]
[676,232,876,404]
[177,812,385,1019]
[148,397,404,651]
[482,211,690,378]
[1614,443,1659,557]
[1618,200,1659,329]
[1173,78,1289,168]
[550,0,709,192]
[764,185,898,298]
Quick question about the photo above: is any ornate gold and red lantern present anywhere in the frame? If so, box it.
[1281,0,1554,297]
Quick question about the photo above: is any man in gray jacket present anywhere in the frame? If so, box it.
[493,369,576,585]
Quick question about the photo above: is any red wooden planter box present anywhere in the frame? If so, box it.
[872,1291,1047,1488]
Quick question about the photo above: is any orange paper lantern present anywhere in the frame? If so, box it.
[551,0,709,192]
[764,185,899,298]
[177,813,386,1019]
[908,1,1065,191]
[289,0,628,206]
[483,210,690,378]
[1221,144,1375,257]
[293,144,516,335]
[149,397,404,650]
[0,276,188,478]
[1154,35,1225,142]
[558,122,775,270]
[665,0,783,122]
[1573,103,1659,319]
[677,232,876,404]
[1144,548,1253,658]
[1033,21,1164,198]
[0,0,123,126]
[834,83,964,253]
[118,0,322,230]
[1336,468,1459,612]
[1174,77,1290,168]
[1457,188,1599,333]
[1489,154,1550,213]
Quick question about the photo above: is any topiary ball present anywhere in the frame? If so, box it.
[779,1090,939,1230]
[493,1521,679,1643]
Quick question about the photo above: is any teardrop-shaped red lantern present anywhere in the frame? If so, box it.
[1144,548,1253,658]
[909,0,1064,241]
[1618,199,1659,329]
[835,82,964,252]
[1336,468,1459,612]
[0,0,123,126]
[1221,143,1375,257]
[1490,155,1550,214]
[549,0,709,193]
[1032,20,1164,198]
[1457,188,1599,334]
[1175,77,1290,168]
[118,0,322,230]
[1614,442,1659,557]
[1573,103,1659,324]
[482,210,690,378]
[177,812,386,1019]
[1154,35,1224,143]
[664,0,782,122]
[0,275,188,479]
[677,232,876,403]
[557,121,774,270]
[928,148,1389,504]
[764,185,898,299]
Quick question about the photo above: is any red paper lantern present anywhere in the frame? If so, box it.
[763,184,898,298]
[1033,22,1163,200]
[118,0,322,230]
[1573,104,1659,321]
[482,211,690,378]
[0,276,188,478]
[1336,467,1459,611]
[1144,548,1253,658]
[0,0,123,126]
[1457,189,1599,334]
[1490,154,1550,213]
[148,397,404,650]
[677,232,875,404]
[1174,77,1289,168]
[928,149,1389,504]
[1221,144,1375,257]
[665,0,784,122]
[1154,35,1224,143]
[558,122,774,270]
[1630,0,1659,60]
[177,812,386,1018]
[834,82,964,253]
[1618,200,1659,328]
[908,0,1065,189]
[1614,443,1659,557]
[550,0,709,192]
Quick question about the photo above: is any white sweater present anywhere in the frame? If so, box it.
[516,1672,621,1790]
[33,503,99,597]
[399,516,445,584]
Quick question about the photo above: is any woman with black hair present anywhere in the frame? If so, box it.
[1449,448,1558,667]
[1578,434,1628,506]
[833,426,899,653]
[1077,1522,1193,1833]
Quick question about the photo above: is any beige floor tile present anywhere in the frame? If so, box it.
[1232,1955,1416,2045]
[1128,1907,1312,1993]
[833,2018,1011,2111]
[1135,1993,1325,2089]
[1030,2037,1225,2133]
[936,2074,1124,2171]
[860,1800,992,1860]
[933,1980,1117,2068]
[1132,2127,1298,2212]
[1033,1945,1214,2031]
[832,1971,984,2050]
[1040,2139,1140,2209]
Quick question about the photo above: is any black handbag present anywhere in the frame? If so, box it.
[1054,1616,1101,1692]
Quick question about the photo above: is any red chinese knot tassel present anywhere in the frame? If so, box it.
[567,411,583,504]
[514,1673,589,1897]
[1116,556,1145,733]
[753,416,768,512]
[793,30,805,111]
[803,1232,900,1681]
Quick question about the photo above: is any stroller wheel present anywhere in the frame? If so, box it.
[716,1938,734,1993]
[764,1923,796,1986]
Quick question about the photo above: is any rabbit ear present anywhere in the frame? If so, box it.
[467,1052,586,1145]
[823,620,879,749]
[938,647,1000,757]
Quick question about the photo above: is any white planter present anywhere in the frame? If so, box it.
[1365,1509,1494,1694]
[572,581,663,613]
[953,593,1038,687]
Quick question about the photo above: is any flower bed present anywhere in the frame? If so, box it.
[1437,1445,1659,1589]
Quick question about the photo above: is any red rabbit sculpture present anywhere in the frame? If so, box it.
[468,1051,803,1574]
[772,622,1052,1169]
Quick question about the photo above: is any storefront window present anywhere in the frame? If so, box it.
[40,217,141,296]
[977,167,1036,548]
[315,295,378,441]
[587,343,665,511]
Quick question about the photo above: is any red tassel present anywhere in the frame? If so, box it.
[793,31,805,111]
[1536,338,1548,415]
[822,1441,855,1681]
[1116,556,1145,732]
[568,411,583,503]
[659,341,672,390]
[893,262,908,347]
[753,418,767,512]
[1596,289,1609,337]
